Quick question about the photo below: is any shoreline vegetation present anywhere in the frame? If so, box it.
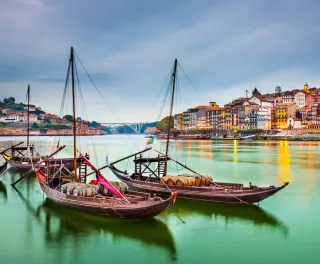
[1,132,320,141]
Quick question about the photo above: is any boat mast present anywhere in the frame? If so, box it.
[164,59,178,176]
[70,47,78,181]
[27,85,30,149]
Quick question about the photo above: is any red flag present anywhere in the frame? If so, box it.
[79,152,129,202]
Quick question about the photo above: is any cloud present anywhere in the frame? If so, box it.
[1,0,320,122]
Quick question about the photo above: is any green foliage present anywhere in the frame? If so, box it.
[236,129,262,134]
[63,114,74,122]
[88,121,101,128]
[140,121,158,133]
[101,127,111,134]
[31,122,39,129]
[0,98,24,110]
[44,118,51,124]
[30,109,45,115]
[3,97,15,104]
[156,116,173,132]
[117,125,136,134]
[41,124,70,129]
[0,122,7,127]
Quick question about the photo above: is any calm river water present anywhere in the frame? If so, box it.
[0,135,319,264]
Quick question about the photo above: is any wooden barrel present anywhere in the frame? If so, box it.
[193,175,202,186]
[97,183,111,196]
[67,183,77,195]
[185,176,196,186]
[61,185,67,193]
[84,185,96,197]
[97,182,128,196]
[176,176,188,186]
[160,176,170,185]
[203,176,213,185]
[73,187,82,196]
[166,176,178,186]
[111,181,128,194]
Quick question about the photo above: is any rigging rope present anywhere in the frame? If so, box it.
[73,51,120,122]
[157,75,173,122]
[177,62,201,95]
[74,59,99,168]
[152,64,174,111]
[259,163,286,184]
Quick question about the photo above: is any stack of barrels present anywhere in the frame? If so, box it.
[97,181,128,196]
[61,182,97,197]
[159,174,213,187]
[61,181,128,197]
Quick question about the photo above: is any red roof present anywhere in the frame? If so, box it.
[194,105,216,110]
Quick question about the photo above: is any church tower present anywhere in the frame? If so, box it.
[304,83,309,93]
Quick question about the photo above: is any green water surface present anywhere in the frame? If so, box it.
[0,135,319,264]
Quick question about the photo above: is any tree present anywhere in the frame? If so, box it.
[101,127,111,134]
[30,109,45,115]
[31,122,39,129]
[88,121,101,128]
[156,116,173,132]
[140,121,158,133]
[44,118,51,124]
[63,114,74,122]
[117,125,136,134]
[3,97,15,104]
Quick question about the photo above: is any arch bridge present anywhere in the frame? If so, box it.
[100,122,142,133]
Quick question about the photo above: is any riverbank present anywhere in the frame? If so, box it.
[255,135,320,141]
[0,133,106,137]
[210,136,320,141]
[0,135,319,264]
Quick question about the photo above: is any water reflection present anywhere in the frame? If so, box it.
[0,180,7,200]
[233,140,238,163]
[278,142,292,184]
[171,199,288,236]
[13,186,177,259]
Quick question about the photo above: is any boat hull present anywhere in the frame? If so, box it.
[6,157,82,171]
[38,182,175,219]
[156,135,211,140]
[110,166,288,204]
[0,162,8,175]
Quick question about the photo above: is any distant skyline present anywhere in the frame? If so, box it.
[1,0,320,122]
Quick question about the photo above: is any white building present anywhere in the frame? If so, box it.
[257,106,271,130]
[248,96,261,105]
[287,117,302,129]
[294,92,306,108]
[0,108,10,114]
[197,115,208,129]
[282,91,295,104]
[0,114,19,123]
[19,114,37,123]
[23,104,36,111]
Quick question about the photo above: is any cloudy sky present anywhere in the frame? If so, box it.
[1,0,320,123]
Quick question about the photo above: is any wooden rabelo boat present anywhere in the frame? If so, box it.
[108,59,289,205]
[155,133,211,140]
[32,47,176,219]
[0,86,82,171]
[0,161,8,175]
[35,153,176,219]
[2,144,82,171]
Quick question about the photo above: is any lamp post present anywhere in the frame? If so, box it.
[289,119,292,130]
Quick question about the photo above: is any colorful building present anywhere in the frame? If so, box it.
[274,102,296,128]
[207,107,225,130]
[174,113,184,130]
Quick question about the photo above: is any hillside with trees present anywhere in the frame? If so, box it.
[140,121,158,133]
[156,116,173,132]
